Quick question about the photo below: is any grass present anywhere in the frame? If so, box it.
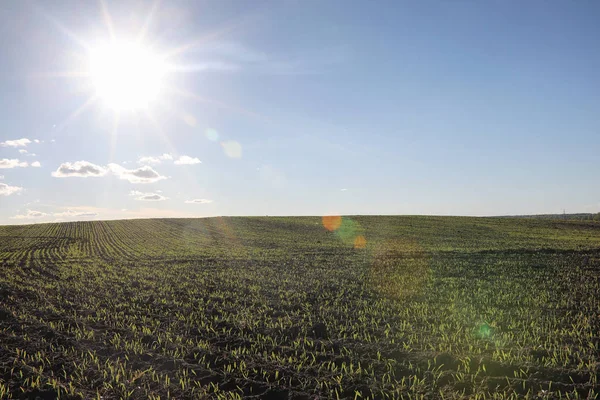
[1,215,599,399]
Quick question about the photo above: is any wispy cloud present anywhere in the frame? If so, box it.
[185,199,213,204]
[171,61,240,73]
[52,161,107,177]
[11,208,99,221]
[0,182,23,196]
[0,159,29,169]
[1,138,32,147]
[52,205,199,220]
[185,41,350,76]
[108,164,166,184]
[11,210,48,219]
[129,190,168,201]
[138,153,173,165]
[174,155,201,165]
[53,210,98,217]
[31,161,41,167]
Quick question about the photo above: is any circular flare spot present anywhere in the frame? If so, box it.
[368,239,430,300]
[222,140,242,158]
[183,114,197,127]
[205,128,219,142]
[322,215,342,232]
[477,323,494,339]
[354,235,367,249]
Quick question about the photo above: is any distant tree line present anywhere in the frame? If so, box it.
[500,213,600,221]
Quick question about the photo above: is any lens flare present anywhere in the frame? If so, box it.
[183,114,197,127]
[322,216,368,249]
[221,140,242,158]
[322,215,342,232]
[206,128,220,141]
[476,323,494,339]
[336,218,362,245]
[354,235,367,249]
[368,239,430,300]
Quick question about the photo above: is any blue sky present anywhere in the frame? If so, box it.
[0,0,599,224]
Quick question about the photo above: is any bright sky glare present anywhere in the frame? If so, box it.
[0,0,599,224]
[89,41,167,110]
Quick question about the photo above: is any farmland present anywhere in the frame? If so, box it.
[1,216,600,399]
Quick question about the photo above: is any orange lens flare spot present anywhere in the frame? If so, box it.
[354,235,367,249]
[322,215,342,232]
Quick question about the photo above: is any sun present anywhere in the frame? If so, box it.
[47,1,260,136]
[89,40,167,111]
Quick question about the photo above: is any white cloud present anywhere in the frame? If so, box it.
[53,210,98,217]
[129,190,168,201]
[18,149,27,154]
[108,164,166,184]
[341,188,348,191]
[52,161,107,177]
[138,153,173,165]
[185,199,213,204]
[0,175,4,180]
[0,159,28,169]
[11,210,47,219]
[1,138,32,147]
[0,182,23,196]
[34,139,41,144]
[174,155,201,165]
[138,156,161,165]
[50,161,166,183]
[31,161,41,167]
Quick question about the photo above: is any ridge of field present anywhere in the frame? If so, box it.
[1,216,600,399]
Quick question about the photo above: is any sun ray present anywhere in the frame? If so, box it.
[143,109,178,157]
[99,0,116,41]
[55,95,99,132]
[35,5,91,51]
[142,107,200,189]
[107,111,121,163]
[160,13,257,61]
[151,97,199,128]
[30,70,91,79]
[145,101,202,186]
[137,0,162,44]
[166,85,269,122]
